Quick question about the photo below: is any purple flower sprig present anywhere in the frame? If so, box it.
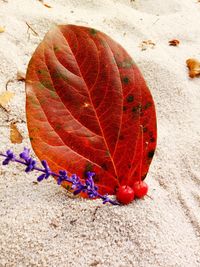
[0,148,119,205]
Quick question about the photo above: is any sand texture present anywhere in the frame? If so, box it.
[0,0,200,266]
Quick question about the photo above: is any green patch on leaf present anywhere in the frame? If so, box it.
[49,90,58,99]
[148,150,155,158]
[55,123,62,130]
[85,163,93,172]
[122,77,129,84]
[52,71,68,81]
[105,150,110,157]
[29,96,40,107]
[118,59,135,68]
[41,80,54,90]
[40,99,46,105]
[143,127,148,133]
[144,102,152,110]
[37,82,47,90]
[37,69,49,76]
[132,104,142,114]
[53,46,60,52]
[126,94,134,102]
[65,185,71,191]
[100,39,107,48]
[90,28,97,35]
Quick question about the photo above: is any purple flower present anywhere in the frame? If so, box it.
[37,173,46,182]
[37,160,51,182]
[19,147,30,161]
[71,172,98,198]
[73,183,85,195]
[71,174,81,189]
[101,194,110,204]
[85,172,98,198]
[25,158,36,172]
[86,171,95,179]
[57,170,68,185]
[2,150,15,165]
[0,148,120,205]
[19,147,36,172]
[71,174,86,195]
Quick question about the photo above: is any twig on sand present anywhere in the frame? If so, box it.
[146,194,153,200]
[5,79,14,91]
[25,22,39,37]
[152,18,160,25]
[92,206,101,222]
[38,0,52,8]
[0,104,9,114]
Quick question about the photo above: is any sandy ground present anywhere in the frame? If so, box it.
[0,0,200,266]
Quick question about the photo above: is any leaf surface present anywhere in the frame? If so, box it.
[26,25,157,195]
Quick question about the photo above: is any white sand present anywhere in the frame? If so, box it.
[1,0,200,266]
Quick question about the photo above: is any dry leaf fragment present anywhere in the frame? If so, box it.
[17,71,26,82]
[0,26,5,33]
[26,22,39,36]
[38,0,52,8]
[139,40,155,51]
[44,3,52,8]
[50,219,59,228]
[169,39,180,46]
[0,91,14,107]
[186,58,200,78]
[10,122,23,144]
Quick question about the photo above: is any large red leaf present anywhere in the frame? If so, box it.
[25,25,157,196]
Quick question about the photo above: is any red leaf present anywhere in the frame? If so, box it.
[25,25,157,196]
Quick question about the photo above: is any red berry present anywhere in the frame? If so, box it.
[116,185,135,205]
[133,181,148,198]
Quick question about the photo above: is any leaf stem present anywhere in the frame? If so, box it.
[138,125,144,182]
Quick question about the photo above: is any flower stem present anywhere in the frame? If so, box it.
[0,149,119,205]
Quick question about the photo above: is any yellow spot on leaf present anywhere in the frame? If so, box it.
[83,102,89,108]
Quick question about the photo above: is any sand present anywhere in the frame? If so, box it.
[0,0,200,266]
